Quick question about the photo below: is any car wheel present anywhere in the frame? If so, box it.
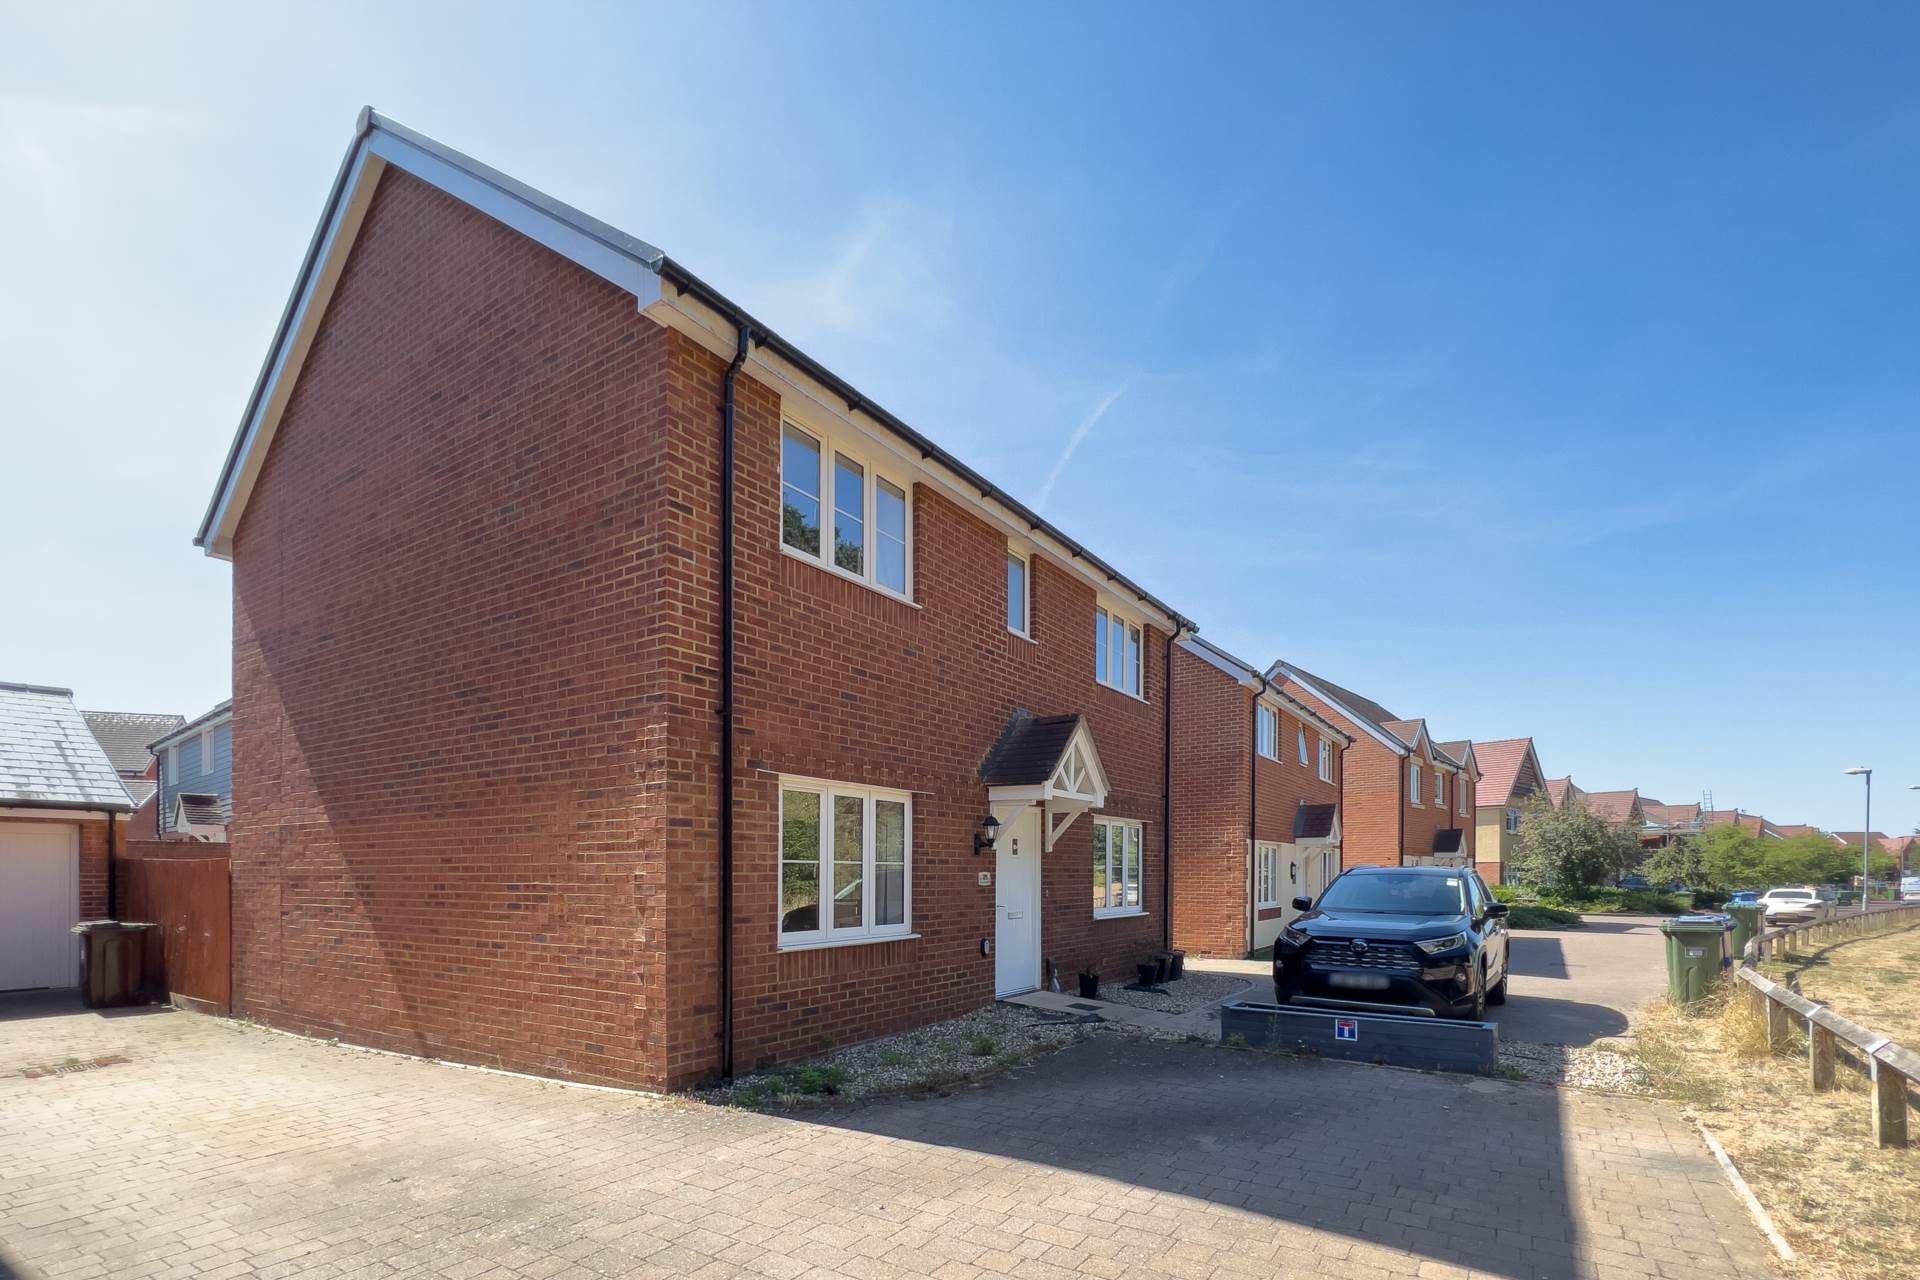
[1486,966,1508,1006]
[1462,965,1487,1020]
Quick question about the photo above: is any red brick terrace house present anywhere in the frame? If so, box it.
[190,111,1198,1090]
[1267,662,1476,869]
[1169,637,1349,957]
[1545,776,1581,809]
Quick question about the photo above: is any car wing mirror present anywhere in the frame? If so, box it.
[1290,896,1313,912]
[1486,902,1509,917]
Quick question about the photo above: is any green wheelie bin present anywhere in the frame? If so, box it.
[1724,902,1761,962]
[1661,914,1730,1003]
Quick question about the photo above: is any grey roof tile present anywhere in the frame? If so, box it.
[0,682,135,809]
[82,710,184,775]
[978,711,1085,787]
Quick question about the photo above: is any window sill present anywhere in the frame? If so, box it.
[1256,750,1281,764]
[778,932,919,953]
[1095,681,1150,706]
[1009,627,1037,645]
[779,543,922,609]
[1092,908,1148,921]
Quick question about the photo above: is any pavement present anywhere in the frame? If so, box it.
[0,991,1774,1280]
[1491,916,1670,1046]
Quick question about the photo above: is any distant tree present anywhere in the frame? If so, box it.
[1641,835,1709,889]
[1508,795,1642,894]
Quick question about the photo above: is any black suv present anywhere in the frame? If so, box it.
[1273,865,1510,1019]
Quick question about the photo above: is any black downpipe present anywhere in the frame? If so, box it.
[1162,630,1176,953]
[104,808,118,919]
[718,323,751,1080]
[1248,681,1261,953]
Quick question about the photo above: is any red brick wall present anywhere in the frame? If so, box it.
[226,168,1172,1091]
[1169,648,1251,957]
[669,326,1170,1078]
[229,172,675,1089]
[1169,652,1345,957]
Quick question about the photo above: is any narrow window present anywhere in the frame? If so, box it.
[779,787,823,939]
[1093,817,1145,916]
[875,477,907,592]
[1125,624,1141,696]
[1006,553,1028,635]
[1459,781,1470,815]
[1505,807,1521,834]
[1255,843,1280,908]
[1256,705,1279,759]
[832,454,865,574]
[1410,764,1422,804]
[1095,609,1108,683]
[1436,772,1446,807]
[1297,726,1308,766]
[780,426,822,556]
[874,798,907,926]
[200,731,213,772]
[1317,737,1333,783]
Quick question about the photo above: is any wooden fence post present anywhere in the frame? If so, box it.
[1872,1059,1908,1148]
[1809,1022,1835,1092]
[1766,996,1791,1049]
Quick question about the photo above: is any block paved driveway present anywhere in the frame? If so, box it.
[1,999,1772,1280]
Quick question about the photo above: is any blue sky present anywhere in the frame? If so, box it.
[2,3,1915,831]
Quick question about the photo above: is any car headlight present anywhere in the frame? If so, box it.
[1280,924,1309,947]
[1414,932,1469,955]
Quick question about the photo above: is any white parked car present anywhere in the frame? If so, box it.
[1759,887,1830,925]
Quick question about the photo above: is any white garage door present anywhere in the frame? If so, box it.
[0,823,80,990]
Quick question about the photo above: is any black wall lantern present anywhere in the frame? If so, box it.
[974,813,1001,855]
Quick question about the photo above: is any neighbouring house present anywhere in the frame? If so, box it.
[1882,835,1920,873]
[1703,809,1783,840]
[1642,800,1705,846]
[83,710,184,813]
[1,682,134,991]
[1545,776,1581,809]
[150,702,232,842]
[1170,636,1349,957]
[1770,823,1822,840]
[1470,737,1550,885]
[190,110,1196,1090]
[1831,831,1896,870]
[1268,662,1476,869]
[1580,789,1647,830]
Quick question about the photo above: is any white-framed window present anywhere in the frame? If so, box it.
[200,730,213,772]
[1006,551,1029,636]
[1459,780,1470,815]
[780,421,910,597]
[1094,607,1142,698]
[1297,726,1309,766]
[1409,763,1422,805]
[1505,807,1521,834]
[778,778,911,948]
[1317,737,1333,783]
[1256,705,1279,760]
[167,742,180,781]
[1092,817,1144,917]
[1435,771,1446,808]
[1255,842,1282,908]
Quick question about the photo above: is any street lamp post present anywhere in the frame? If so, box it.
[1845,767,1872,912]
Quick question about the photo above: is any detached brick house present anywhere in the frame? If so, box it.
[191,111,1195,1090]
[1470,737,1549,885]
[1170,637,1348,958]
[1268,663,1476,869]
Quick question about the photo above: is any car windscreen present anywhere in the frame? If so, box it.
[1769,890,1814,900]
[1317,872,1466,916]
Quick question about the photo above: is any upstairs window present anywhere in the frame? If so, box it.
[1459,780,1470,815]
[1409,763,1422,805]
[781,421,911,597]
[1435,772,1446,808]
[1006,552,1029,636]
[1317,737,1333,783]
[1505,807,1521,834]
[1094,607,1142,697]
[1297,726,1309,766]
[1256,705,1279,759]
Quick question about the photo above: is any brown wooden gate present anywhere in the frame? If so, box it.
[119,850,231,1014]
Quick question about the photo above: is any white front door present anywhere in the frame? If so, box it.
[994,807,1042,997]
[0,823,81,991]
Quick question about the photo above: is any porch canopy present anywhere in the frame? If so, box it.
[978,711,1110,849]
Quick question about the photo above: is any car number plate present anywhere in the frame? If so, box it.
[1328,973,1390,990]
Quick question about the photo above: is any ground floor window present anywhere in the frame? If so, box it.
[1092,817,1144,917]
[1255,842,1282,908]
[779,778,911,947]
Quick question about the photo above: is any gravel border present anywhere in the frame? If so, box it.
[1498,1039,1651,1093]
[701,1005,1089,1110]
[1088,971,1259,1015]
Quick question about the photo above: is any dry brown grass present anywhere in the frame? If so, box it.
[1775,924,1920,1048]
[1634,943,1920,1280]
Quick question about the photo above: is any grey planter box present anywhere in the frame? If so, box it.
[1219,1001,1500,1075]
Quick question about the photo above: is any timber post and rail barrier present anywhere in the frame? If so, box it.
[1733,903,1920,1148]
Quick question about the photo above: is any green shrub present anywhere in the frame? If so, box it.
[1505,904,1582,930]
[967,1034,997,1057]
[1536,887,1686,915]
[1490,883,1534,905]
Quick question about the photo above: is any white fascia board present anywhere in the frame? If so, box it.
[200,123,665,560]
[1178,639,1353,742]
[1178,635,1256,687]
[645,289,1184,635]
[150,707,234,752]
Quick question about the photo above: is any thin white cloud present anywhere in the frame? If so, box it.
[1035,384,1126,513]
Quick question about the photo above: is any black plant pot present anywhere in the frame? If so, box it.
[1136,961,1158,986]
[1167,950,1185,980]
[1078,971,1100,999]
